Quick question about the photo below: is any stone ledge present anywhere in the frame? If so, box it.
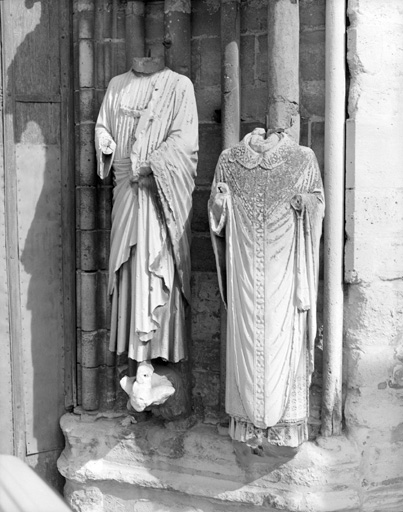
[58,413,364,511]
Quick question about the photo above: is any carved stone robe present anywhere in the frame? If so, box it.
[209,131,324,446]
[95,68,198,362]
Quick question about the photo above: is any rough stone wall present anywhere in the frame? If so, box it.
[190,0,223,421]
[345,0,403,509]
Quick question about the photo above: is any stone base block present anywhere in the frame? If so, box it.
[57,413,369,511]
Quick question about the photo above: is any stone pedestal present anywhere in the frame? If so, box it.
[58,413,362,512]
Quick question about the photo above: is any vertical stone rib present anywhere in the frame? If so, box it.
[221,0,240,150]
[77,0,99,410]
[322,0,346,437]
[267,0,300,142]
[164,0,191,77]
[126,1,145,67]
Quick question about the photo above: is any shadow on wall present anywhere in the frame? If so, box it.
[6,0,69,491]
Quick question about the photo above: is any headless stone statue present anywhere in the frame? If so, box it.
[95,56,198,412]
[209,128,325,447]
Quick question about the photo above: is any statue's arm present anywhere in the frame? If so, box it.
[149,76,198,176]
[208,181,229,237]
[208,156,229,306]
[95,81,117,179]
[291,152,325,216]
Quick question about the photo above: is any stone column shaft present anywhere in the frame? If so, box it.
[267,0,300,141]
[322,0,346,437]
[126,0,145,67]
[221,0,241,150]
[164,0,191,77]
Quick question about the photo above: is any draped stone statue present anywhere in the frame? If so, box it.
[209,128,324,447]
[95,57,198,411]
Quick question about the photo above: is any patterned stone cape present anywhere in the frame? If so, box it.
[209,130,324,446]
[95,68,198,362]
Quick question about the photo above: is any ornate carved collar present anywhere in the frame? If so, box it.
[228,133,292,170]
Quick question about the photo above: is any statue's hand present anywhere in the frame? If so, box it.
[217,182,230,195]
[99,135,116,155]
[291,194,304,211]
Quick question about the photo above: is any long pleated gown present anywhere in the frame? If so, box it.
[95,67,198,363]
[209,129,324,446]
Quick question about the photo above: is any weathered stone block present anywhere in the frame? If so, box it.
[80,330,99,368]
[192,370,220,419]
[346,119,403,189]
[300,80,325,117]
[81,329,114,368]
[240,35,255,87]
[59,414,363,512]
[190,39,201,85]
[344,345,396,389]
[196,123,222,186]
[200,37,221,88]
[115,3,126,42]
[344,385,403,433]
[97,186,112,230]
[80,271,97,331]
[240,0,268,34]
[194,85,221,123]
[300,119,309,146]
[78,186,97,230]
[191,273,221,337]
[79,229,97,271]
[346,188,403,237]
[241,86,267,123]
[300,0,325,29]
[95,88,106,113]
[191,235,216,272]
[191,0,220,38]
[191,187,210,232]
[191,337,221,373]
[97,229,110,271]
[191,272,221,372]
[256,34,268,84]
[78,9,94,39]
[300,29,326,82]
[145,1,164,45]
[81,366,99,410]
[79,39,94,88]
[98,365,117,410]
[344,282,403,344]
[78,89,95,123]
[74,0,95,14]
[345,234,403,283]
[96,270,110,330]
[78,124,96,186]
[112,41,128,76]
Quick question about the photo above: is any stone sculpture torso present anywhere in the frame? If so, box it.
[209,129,324,447]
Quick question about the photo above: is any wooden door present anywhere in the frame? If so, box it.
[0,0,74,470]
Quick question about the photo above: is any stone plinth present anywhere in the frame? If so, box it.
[58,413,362,512]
